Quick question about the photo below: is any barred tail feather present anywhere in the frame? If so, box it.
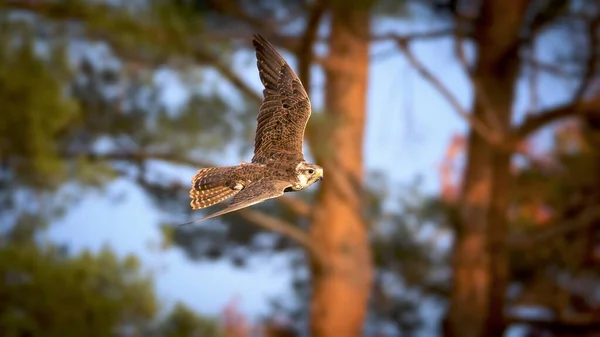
[189,166,239,210]
[190,187,238,210]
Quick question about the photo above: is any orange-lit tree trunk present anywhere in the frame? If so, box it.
[309,2,373,337]
[444,1,530,337]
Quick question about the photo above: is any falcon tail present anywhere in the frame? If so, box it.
[189,166,240,210]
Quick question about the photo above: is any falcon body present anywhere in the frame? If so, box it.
[187,34,323,222]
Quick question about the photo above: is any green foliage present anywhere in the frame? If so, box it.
[0,23,79,189]
[0,241,224,337]
[0,244,157,337]
[84,2,206,60]
[373,0,411,17]
[152,303,223,337]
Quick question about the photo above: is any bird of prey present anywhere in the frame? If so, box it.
[185,34,323,223]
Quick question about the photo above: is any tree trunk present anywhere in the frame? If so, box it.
[308,4,372,337]
[444,1,530,336]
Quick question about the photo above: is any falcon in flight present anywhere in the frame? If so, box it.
[186,34,323,223]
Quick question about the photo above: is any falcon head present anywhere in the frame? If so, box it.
[295,161,324,189]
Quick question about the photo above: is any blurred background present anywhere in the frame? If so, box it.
[1,0,600,336]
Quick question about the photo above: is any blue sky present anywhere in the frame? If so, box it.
[44,17,575,332]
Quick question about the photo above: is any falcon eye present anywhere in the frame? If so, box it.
[308,169,314,174]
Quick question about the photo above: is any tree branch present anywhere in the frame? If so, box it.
[453,20,472,75]
[526,48,540,113]
[523,56,580,78]
[512,99,600,140]
[278,195,311,217]
[525,0,571,45]
[205,0,298,50]
[238,209,326,269]
[372,28,460,43]
[510,9,600,144]
[571,16,600,102]
[61,150,214,169]
[396,40,502,145]
[192,47,262,104]
[507,207,600,249]
[209,28,458,55]
[296,0,325,91]
[506,314,600,332]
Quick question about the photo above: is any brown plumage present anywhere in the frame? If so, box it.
[184,34,323,224]
[252,34,312,163]
[189,167,240,209]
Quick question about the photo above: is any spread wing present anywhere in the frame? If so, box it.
[197,179,291,222]
[251,34,312,163]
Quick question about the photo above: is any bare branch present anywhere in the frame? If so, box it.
[396,40,501,145]
[506,314,600,332]
[525,0,572,44]
[238,209,326,268]
[523,56,580,78]
[372,28,460,43]
[571,17,600,102]
[192,47,262,104]
[453,15,472,75]
[507,207,600,249]
[454,36,470,75]
[512,16,600,142]
[526,50,540,113]
[296,0,325,91]
[512,99,600,140]
[278,195,311,217]
[212,28,458,56]
[61,150,214,169]
[205,0,298,50]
